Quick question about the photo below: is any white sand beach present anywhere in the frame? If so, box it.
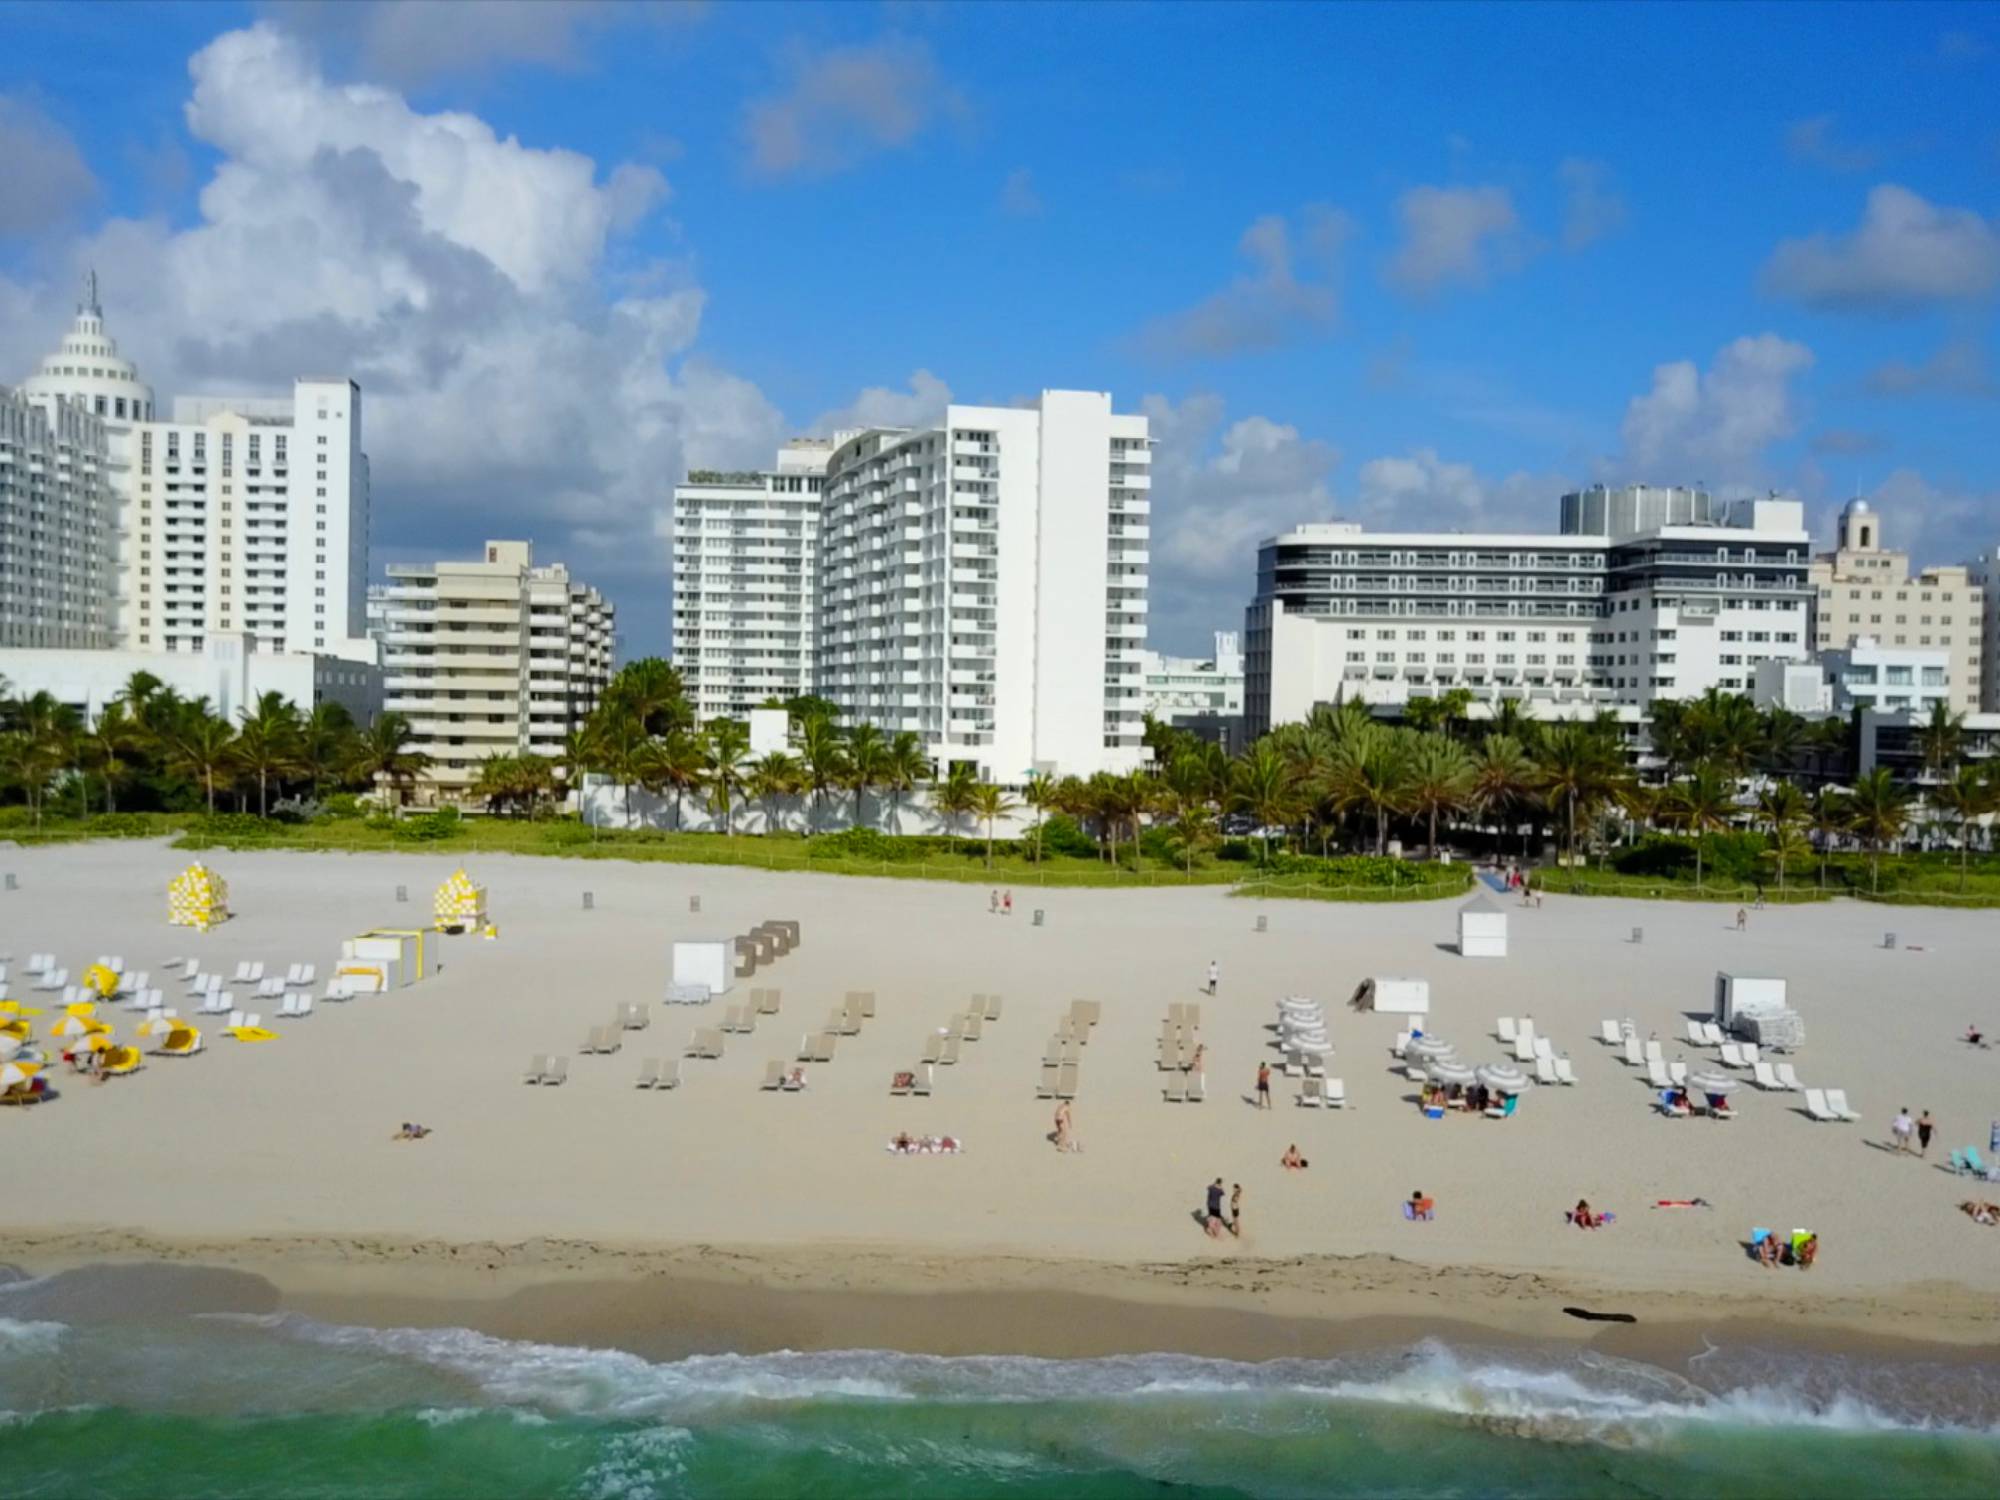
[4,840,1998,1344]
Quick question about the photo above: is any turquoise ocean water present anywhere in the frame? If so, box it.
[5,1272,1999,1498]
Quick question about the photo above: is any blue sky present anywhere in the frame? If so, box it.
[2,0,1996,655]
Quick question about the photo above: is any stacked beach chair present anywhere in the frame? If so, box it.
[167,862,230,931]
[432,867,487,933]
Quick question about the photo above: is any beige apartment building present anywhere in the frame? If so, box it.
[371,541,613,799]
[1808,500,1982,715]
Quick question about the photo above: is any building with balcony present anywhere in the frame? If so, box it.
[374,541,613,799]
[1821,637,1951,717]
[814,390,1150,779]
[1139,631,1245,750]
[1810,500,1981,714]
[0,381,117,649]
[1243,495,1813,738]
[670,440,827,722]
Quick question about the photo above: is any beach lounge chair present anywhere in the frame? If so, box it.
[244,1013,261,1030]
[1185,1004,1200,1030]
[232,961,253,983]
[983,994,1002,1022]
[1163,1076,1187,1103]
[936,1035,958,1066]
[524,1054,550,1084]
[1512,1035,1535,1063]
[1824,1088,1860,1122]
[912,1065,932,1097]
[758,988,782,1015]
[635,1057,661,1089]
[1739,1043,1760,1067]
[1646,1058,1671,1089]
[1719,1040,1746,1067]
[1775,1062,1803,1091]
[33,968,65,992]
[1535,1055,1558,1086]
[1168,1002,1186,1026]
[621,1003,649,1031]
[1298,1076,1324,1107]
[1324,1077,1346,1107]
[1187,1072,1206,1102]
[890,1070,913,1096]
[1599,1019,1622,1047]
[656,1058,681,1089]
[279,994,300,1019]
[581,1025,606,1054]
[1055,1061,1078,1099]
[1533,1037,1555,1061]
[960,1012,982,1042]
[1498,1017,1518,1042]
[1960,1146,1990,1178]
[1752,1062,1782,1090]
[1622,1035,1644,1067]
[761,1060,786,1091]
[226,1009,245,1031]
[782,1066,806,1092]
[946,1015,966,1043]
[924,1034,946,1064]
[198,991,231,1016]
[1554,1056,1577,1085]
[1702,1022,1727,1046]
[811,1032,838,1064]
[1684,1019,1706,1047]
[1803,1088,1839,1122]
[686,1029,723,1059]
[1061,1039,1080,1065]
[734,1006,758,1036]
[849,991,875,1019]
[1668,1061,1688,1087]
[1643,1039,1664,1064]
[542,1056,568,1086]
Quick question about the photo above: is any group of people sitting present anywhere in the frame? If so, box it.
[888,1132,962,1154]
[1420,1082,1502,1114]
[1752,1229,1818,1268]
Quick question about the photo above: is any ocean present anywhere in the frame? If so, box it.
[5,1270,1999,1498]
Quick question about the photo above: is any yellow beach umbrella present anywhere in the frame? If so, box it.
[226,1025,278,1043]
[102,1046,142,1075]
[0,1019,30,1043]
[0,1060,39,1089]
[136,1015,179,1039]
[49,1014,98,1040]
[78,1032,115,1053]
[0,1000,44,1018]
[160,1025,200,1056]
[0,1032,24,1058]
[64,1000,98,1019]
[82,965,120,999]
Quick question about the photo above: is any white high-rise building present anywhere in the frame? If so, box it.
[11,278,373,662]
[374,540,614,799]
[671,439,828,722]
[815,391,1150,779]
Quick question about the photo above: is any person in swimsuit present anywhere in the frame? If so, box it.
[1256,1061,1272,1109]
[1229,1183,1242,1237]
[1916,1109,1935,1157]
[1205,1178,1227,1237]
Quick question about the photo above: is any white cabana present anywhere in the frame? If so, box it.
[1713,973,1787,1027]
[1457,897,1508,959]
[1351,976,1431,1016]
[672,939,733,998]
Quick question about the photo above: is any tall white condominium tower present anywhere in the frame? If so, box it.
[11,277,371,660]
[816,391,1151,779]
[671,439,829,721]
[2,273,147,647]
[375,541,614,800]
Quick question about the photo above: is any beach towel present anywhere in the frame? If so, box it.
[1654,1198,1712,1209]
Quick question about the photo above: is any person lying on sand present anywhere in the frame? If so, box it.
[1965,1025,1986,1047]
[1962,1201,2000,1225]
[391,1122,431,1140]
[1758,1233,1781,1267]
[1568,1199,1602,1229]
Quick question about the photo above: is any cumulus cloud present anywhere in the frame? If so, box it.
[1352,448,1565,533]
[1557,158,1625,250]
[1762,184,2000,313]
[1784,114,1882,173]
[1385,183,1528,294]
[1861,468,1999,567]
[1809,427,1888,456]
[1620,334,1815,481]
[997,167,1042,218]
[268,0,703,87]
[0,96,98,235]
[1135,206,1351,358]
[811,369,952,434]
[1864,339,1995,398]
[1141,393,1340,650]
[742,35,963,178]
[0,23,782,652]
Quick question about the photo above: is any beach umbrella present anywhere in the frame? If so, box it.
[0,1020,29,1044]
[1278,997,1321,1011]
[64,1000,98,1018]
[136,1015,179,1039]
[1428,1060,1477,1086]
[82,965,120,999]
[1407,1036,1456,1062]
[49,1014,101,1040]
[1476,1063,1531,1093]
[0,1032,22,1058]
[1291,1038,1333,1056]
[0,1000,44,1017]
[76,1031,114,1054]
[1686,1069,1735,1095]
[0,1060,39,1089]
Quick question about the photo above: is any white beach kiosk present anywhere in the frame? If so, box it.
[672,939,733,998]
[1456,896,1508,958]
[1350,976,1431,1016]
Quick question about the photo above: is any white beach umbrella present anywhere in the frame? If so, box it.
[1476,1063,1531,1093]
[0,1032,22,1059]
[1406,1036,1455,1062]
[1686,1069,1736,1095]
[1428,1060,1477,1086]
[1291,1038,1333,1056]
[1278,997,1321,1012]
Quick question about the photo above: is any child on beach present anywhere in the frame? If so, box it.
[1229,1183,1243,1237]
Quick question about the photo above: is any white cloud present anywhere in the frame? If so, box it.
[0,96,97,235]
[1860,468,1998,567]
[1620,333,1814,481]
[1762,184,2000,313]
[0,23,781,652]
[1809,427,1888,456]
[1557,158,1625,251]
[1385,183,1529,294]
[1352,448,1564,533]
[1784,115,1882,173]
[997,166,1042,218]
[811,370,952,434]
[1864,339,1995,398]
[742,35,963,178]
[1135,206,1350,358]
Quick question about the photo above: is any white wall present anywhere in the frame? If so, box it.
[0,634,381,726]
[580,780,1045,839]
[1032,391,1114,778]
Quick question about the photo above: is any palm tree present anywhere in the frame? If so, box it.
[798,715,848,833]
[1755,781,1809,889]
[1807,785,1848,889]
[168,708,238,814]
[932,761,980,842]
[1020,770,1057,863]
[1402,696,1447,735]
[234,692,302,818]
[1758,706,1808,779]
[79,701,142,813]
[1927,764,1991,892]
[350,712,431,809]
[1658,763,1736,890]
[880,731,929,835]
[1229,740,1296,865]
[587,708,648,828]
[603,657,690,738]
[968,782,1017,868]
[1845,767,1912,894]
[1323,725,1411,856]
[634,729,704,831]
[1158,751,1216,874]
[843,723,889,830]
[1468,732,1536,858]
[1536,722,1626,865]
[747,751,803,834]
[1402,733,1473,856]
[297,702,357,800]
[1914,701,1965,782]
[701,719,752,836]
[4,691,79,826]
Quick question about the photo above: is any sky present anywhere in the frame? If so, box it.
[2,0,1997,658]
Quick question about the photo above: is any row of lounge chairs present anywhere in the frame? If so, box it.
[1036,998,1095,1098]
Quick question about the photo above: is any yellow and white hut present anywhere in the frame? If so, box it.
[433,867,487,933]
[167,862,230,931]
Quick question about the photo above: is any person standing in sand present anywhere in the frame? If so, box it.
[1205,1178,1227,1237]
[1053,1099,1076,1153]
[1256,1061,1272,1109]
[990,890,999,915]
[1916,1109,1935,1158]
[1229,1183,1243,1237]
[1002,890,1013,916]
[1891,1107,1915,1154]
[1206,960,1219,996]
[1736,908,1748,932]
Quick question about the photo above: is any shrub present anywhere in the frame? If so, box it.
[1137,825,1180,864]
[390,808,462,842]
[809,827,918,863]
[317,793,367,820]
[1613,831,1768,884]
[1263,852,1459,889]
[185,812,278,843]
[1034,814,1099,860]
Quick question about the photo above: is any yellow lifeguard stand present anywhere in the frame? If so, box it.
[433,867,488,933]
[168,862,230,931]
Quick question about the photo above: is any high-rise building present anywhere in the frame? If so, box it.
[815,391,1150,778]
[670,439,828,722]
[1809,500,1981,714]
[1244,495,1813,738]
[0,384,116,649]
[374,540,613,799]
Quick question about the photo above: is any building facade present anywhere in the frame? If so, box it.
[670,440,828,723]
[373,541,613,799]
[0,633,379,729]
[1243,497,1813,738]
[1821,637,1951,717]
[815,391,1150,779]
[1809,500,1981,715]
[1559,483,1715,536]
[0,384,117,649]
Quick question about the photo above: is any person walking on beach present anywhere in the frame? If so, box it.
[1053,1099,1072,1152]
[1916,1109,1936,1158]
[1206,960,1219,996]
[1255,1060,1272,1109]
[989,890,999,915]
[1229,1183,1243,1238]
[1205,1178,1227,1238]
[1002,890,1013,916]
[1890,1107,1915,1154]
[1735,907,1748,932]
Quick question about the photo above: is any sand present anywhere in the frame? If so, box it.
[4,838,1999,1352]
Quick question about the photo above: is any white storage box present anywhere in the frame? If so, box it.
[1457,897,1508,958]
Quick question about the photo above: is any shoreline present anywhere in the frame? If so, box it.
[7,1229,1999,1376]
